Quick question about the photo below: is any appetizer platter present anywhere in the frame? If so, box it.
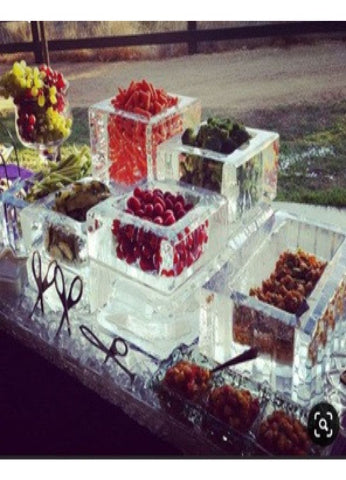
[1,62,346,456]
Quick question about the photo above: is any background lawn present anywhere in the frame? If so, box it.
[1,100,346,208]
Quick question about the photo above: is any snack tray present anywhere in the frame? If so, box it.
[0,278,344,456]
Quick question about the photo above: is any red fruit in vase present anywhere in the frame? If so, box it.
[164,208,174,218]
[164,213,176,226]
[133,186,143,199]
[56,94,65,113]
[186,252,195,267]
[165,198,174,211]
[137,228,146,245]
[141,244,153,260]
[197,227,206,245]
[176,242,187,261]
[143,191,153,204]
[140,257,155,272]
[175,194,185,207]
[56,73,66,91]
[155,196,166,210]
[121,238,134,254]
[112,219,121,235]
[174,201,184,214]
[148,233,160,252]
[153,252,162,270]
[173,251,180,265]
[124,224,136,241]
[175,209,186,221]
[194,246,203,261]
[186,234,194,250]
[24,89,33,99]
[154,216,163,225]
[153,202,164,217]
[144,203,154,217]
[153,188,163,197]
[116,245,125,260]
[28,114,36,125]
[127,196,141,213]
[175,261,185,276]
[125,252,136,264]
[133,245,141,259]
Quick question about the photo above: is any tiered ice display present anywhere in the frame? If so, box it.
[87,180,229,357]
[199,210,346,404]
[1,72,346,456]
[156,126,279,222]
[19,178,112,311]
[89,92,201,187]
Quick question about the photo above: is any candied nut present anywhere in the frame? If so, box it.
[207,384,260,433]
[163,360,211,401]
[249,249,326,314]
[257,410,310,456]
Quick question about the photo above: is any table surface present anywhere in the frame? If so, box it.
[1,202,346,458]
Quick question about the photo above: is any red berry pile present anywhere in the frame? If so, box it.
[111,187,209,276]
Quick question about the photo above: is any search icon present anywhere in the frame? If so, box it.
[308,402,340,447]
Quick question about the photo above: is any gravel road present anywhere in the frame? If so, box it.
[38,39,346,113]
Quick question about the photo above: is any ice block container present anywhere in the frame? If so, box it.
[89,94,201,187]
[97,274,202,360]
[199,210,346,405]
[87,180,229,296]
[155,126,279,222]
[19,178,112,311]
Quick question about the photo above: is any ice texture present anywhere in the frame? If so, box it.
[89,95,201,188]
[87,180,229,295]
[97,275,201,359]
[156,127,279,222]
[199,210,346,405]
[19,179,112,311]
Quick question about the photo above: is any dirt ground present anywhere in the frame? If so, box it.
[1,39,345,112]
[7,39,343,113]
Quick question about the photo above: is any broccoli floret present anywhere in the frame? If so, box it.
[221,138,238,154]
[196,124,210,148]
[204,136,223,152]
[181,128,196,146]
[231,128,251,148]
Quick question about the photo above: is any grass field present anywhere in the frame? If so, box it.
[1,101,345,208]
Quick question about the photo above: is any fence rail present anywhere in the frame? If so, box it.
[0,21,345,65]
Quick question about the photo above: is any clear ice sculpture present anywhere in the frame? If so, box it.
[199,209,346,406]
[155,126,279,222]
[89,94,201,187]
[87,179,229,295]
[19,178,112,311]
[87,180,230,358]
[97,273,202,360]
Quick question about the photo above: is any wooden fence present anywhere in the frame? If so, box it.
[0,21,345,65]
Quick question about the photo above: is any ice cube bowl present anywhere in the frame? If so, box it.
[87,180,229,295]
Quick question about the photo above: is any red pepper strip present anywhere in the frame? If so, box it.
[133,106,151,119]
[124,90,138,110]
[128,80,136,94]
[141,79,152,93]
[153,101,163,114]
[140,90,151,111]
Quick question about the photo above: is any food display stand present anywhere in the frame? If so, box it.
[1,67,346,457]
